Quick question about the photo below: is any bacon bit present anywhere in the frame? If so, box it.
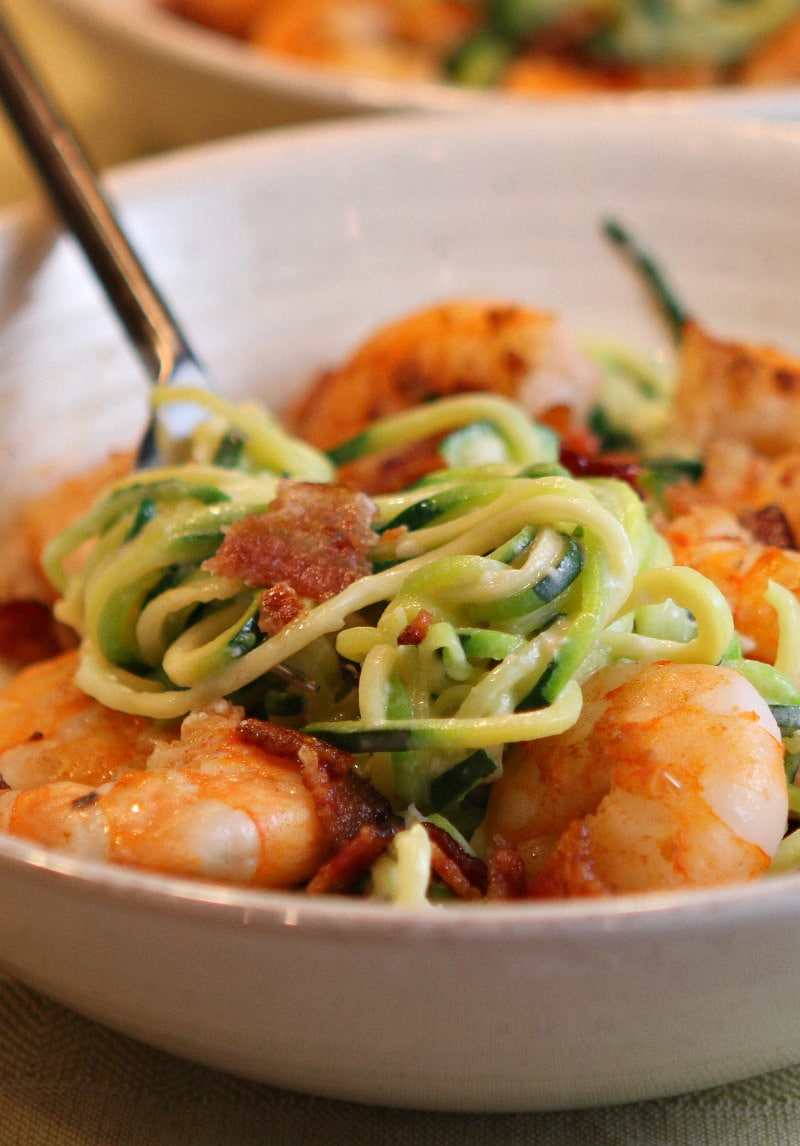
[0,776,10,792]
[258,582,307,635]
[205,481,378,604]
[739,504,797,549]
[429,843,482,901]
[296,742,401,850]
[306,823,398,895]
[397,608,434,646]
[238,719,354,776]
[0,600,74,667]
[553,420,601,458]
[486,842,528,900]
[238,719,402,894]
[559,446,640,486]
[775,368,800,394]
[423,821,487,900]
[238,721,494,900]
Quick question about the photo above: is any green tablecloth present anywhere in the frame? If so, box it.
[2,970,800,1145]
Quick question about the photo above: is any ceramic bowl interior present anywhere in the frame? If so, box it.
[2,110,800,1111]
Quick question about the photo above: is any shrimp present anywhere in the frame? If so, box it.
[288,300,600,492]
[0,659,329,887]
[669,319,800,458]
[0,452,135,677]
[665,437,800,547]
[739,12,800,84]
[160,0,268,38]
[662,504,800,663]
[248,0,473,80]
[0,451,133,674]
[249,0,431,79]
[0,651,171,790]
[482,661,788,896]
[18,451,133,595]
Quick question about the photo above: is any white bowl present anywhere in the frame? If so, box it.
[2,109,800,1112]
[37,0,800,152]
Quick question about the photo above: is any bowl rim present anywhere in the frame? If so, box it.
[1,823,799,937]
[5,98,800,213]
[45,0,800,117]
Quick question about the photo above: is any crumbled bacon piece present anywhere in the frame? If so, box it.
[205,482,378,609]
[237,720,355,780]
[556,421,601,457]
[295,741,401,851]
[559,446,640,486]
[306,823,398,895]
[397,608,434,646]
[239,720,501,900]
[258,582,306,635]
[485,841,528,900]
[739,504,797,549]
[423,821,487,900]
[238,720,402,894]
[0,600,74,666]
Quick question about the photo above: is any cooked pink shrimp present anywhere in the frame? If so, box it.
[247,0,473,80]
[739,12,800,84]
[665,438,800,551]
[483,661,788,897]
[0,652,171,789]
[662,505,800,664]
[288,300,599,492]
[670,320,800,458]
[0,452,133,669]
[160,0,267,38]
[0,672,329,887]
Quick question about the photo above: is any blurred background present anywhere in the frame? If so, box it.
[6,0,800,210]
[0,0,142,206]
[0,0,363,207]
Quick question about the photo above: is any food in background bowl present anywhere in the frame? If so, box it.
[161,0,800,93]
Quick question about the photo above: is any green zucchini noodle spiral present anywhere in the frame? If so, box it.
[45,386,742,819]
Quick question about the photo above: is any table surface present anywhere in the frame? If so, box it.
[4,965,800,1146]
[3,2,800,1141]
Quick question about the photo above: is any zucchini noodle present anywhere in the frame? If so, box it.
[765,580,800,689]
[42,387,743,822]
[151,386,335,481]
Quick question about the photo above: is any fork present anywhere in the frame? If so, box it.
[0,6,210,467]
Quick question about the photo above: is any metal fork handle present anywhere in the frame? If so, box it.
[0,7,200,389]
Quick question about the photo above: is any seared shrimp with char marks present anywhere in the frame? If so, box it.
[483,661,788,896]
[0,651,171,790]
[250,0,474,80]
[288,300,600,492]
[0,661,330,887]
[669,320,800,458]
[662,505,800,664]
[665,438,800,550]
